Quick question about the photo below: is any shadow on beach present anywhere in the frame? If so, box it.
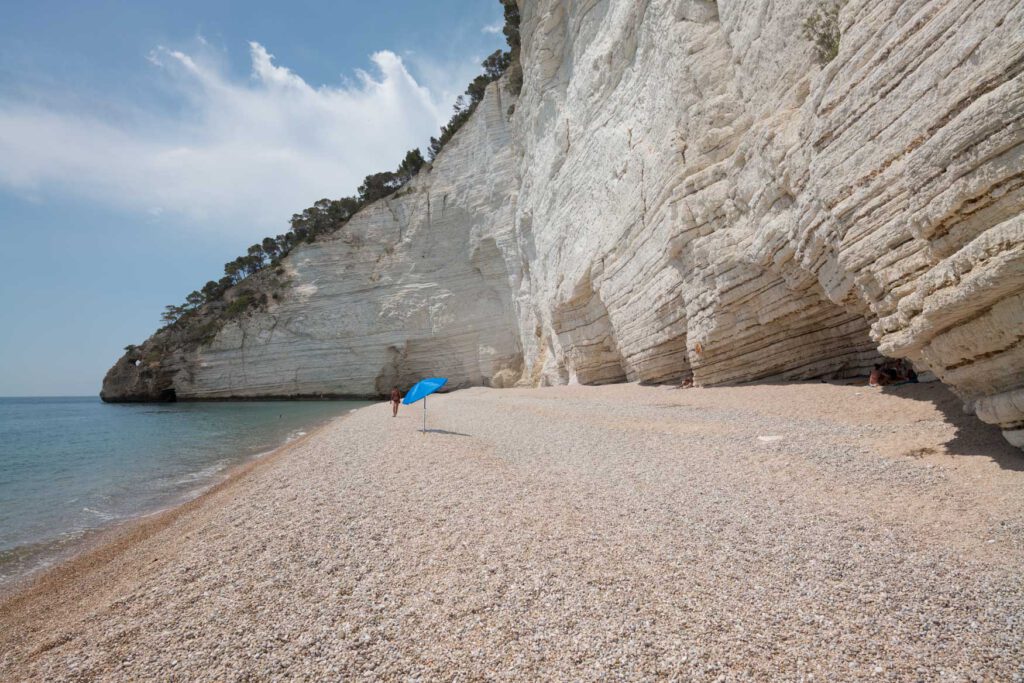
[668,377,1023,471]
[879,382,1024,471]
[421,428,470,437]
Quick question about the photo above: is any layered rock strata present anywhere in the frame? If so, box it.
[508,0,1024,446]
[104,0,1024,448]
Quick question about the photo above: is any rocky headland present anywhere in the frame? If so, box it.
[102,0,1024,448]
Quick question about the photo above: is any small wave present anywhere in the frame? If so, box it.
[173,461,228,485]
[0,531,89,592]
[281,429,307,444]
[82,507,117,521]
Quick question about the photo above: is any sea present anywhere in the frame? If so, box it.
[0,396,370,590]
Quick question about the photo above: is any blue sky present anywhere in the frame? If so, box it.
[0,1,507,396]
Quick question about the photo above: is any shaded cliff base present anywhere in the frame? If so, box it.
[4,382,1023,679]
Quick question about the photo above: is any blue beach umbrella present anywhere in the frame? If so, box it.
[402,377,448,432]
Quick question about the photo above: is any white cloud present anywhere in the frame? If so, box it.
[482,21,504,35]
[0,42,464,236]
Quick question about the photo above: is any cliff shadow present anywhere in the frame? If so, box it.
[879,382,1024,471]
[737,378,1024,469]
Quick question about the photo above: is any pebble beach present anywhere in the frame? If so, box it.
[2,383,1022,681]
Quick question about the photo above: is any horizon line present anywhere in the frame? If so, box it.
[0,394,97,399]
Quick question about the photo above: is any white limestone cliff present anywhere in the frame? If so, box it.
[184,79,523,398]
[104,0,1024,448]
[102,77,523,401]
[507,0,1023,447]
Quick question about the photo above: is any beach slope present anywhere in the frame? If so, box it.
[2,384,1023,680]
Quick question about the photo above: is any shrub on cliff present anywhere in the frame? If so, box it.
[467,50,512,102]
[161,304,187,326]
[501,0,522,95]
[224,294,254,318]
[804,2,842,64]
[428,97,474,160]
[396,148,425,184]
[428,48,513,160]
[358,172,403,204]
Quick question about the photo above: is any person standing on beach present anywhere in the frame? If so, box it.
[390,386,401,417]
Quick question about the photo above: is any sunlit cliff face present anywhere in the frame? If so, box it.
[104,0,1024,448]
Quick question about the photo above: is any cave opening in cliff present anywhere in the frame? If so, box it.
[159,388,177,402]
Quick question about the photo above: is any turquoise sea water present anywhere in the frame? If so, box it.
[0,397,369,589]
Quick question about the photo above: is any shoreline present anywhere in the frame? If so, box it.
[0,402,368,605]
[99,392,414,404]
[3,383,1022,679]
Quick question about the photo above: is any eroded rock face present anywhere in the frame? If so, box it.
[506,0,1023,446]
[103,0,1024,446]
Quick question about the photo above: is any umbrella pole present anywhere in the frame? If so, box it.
[422,396,426,433]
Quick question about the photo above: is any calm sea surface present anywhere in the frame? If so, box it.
[0,397,370,589]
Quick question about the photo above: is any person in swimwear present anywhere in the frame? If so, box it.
[390,385,401,417]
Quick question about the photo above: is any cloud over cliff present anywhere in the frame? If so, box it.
[0,41,460,236]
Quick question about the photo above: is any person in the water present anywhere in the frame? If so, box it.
[390,386,401,417]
